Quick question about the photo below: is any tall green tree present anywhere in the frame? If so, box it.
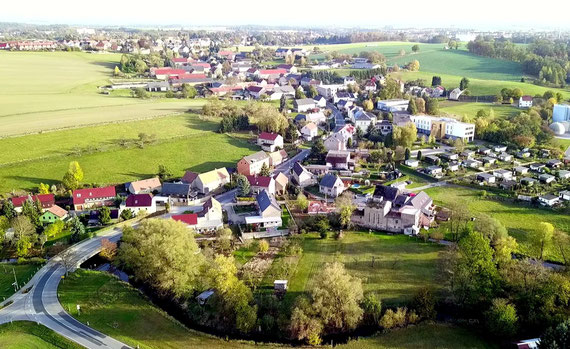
[407,97,417,115]
[460,77,470,90]
[62,161,84,191]
[335,192,356,228]
[100,206,111,225]
[2,200,16,220]
[530,222,554,260]
[485,298,518,337]
[235,174,251,196]
[157,164,173,182]
[118,219,204,298]
[68,216,86,243]
[259,163,270,176]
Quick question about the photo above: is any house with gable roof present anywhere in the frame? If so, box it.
[72,186,116,211]
[244,190,282,228]
[128,177,162,194]
[193,168,230,194]
[237,151,271,176]
[319,173,345,197]
[292,162,316,187]
[257,132,284,152]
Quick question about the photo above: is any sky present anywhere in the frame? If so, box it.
[2,0,570,30]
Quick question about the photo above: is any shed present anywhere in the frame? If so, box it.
[274,280,288,293]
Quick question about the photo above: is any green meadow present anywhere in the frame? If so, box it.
[0,114,256,195]
[424,185,570,262]
[0,51,196,137]
[262,233,443,307]
[439,101,520,120]
[0,322,82,349]
[56,269,494,349]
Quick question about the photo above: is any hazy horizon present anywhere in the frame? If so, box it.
[2,0,570,31]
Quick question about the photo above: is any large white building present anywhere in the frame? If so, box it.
[410,115,475,142]
[316,84,344,99]
[377,99,409,112]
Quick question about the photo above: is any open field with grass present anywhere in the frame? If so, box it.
[0,321,83,349]
[0,51,201,137]
[439,101,520,120]
[389,70,570,98]
[0,263,42,299]
[263,233,443,307]
[424,185,570,262]
[0,113,256,195]
[58,269,493,349]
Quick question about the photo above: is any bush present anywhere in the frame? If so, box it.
[319,231,328,239]
[380,307,409,329]
[412,287,437,320]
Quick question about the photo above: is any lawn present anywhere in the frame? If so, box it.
[0,321,83,349]
[0,263,42,299]
[0,114,257,195]
[233,245,258,268]
[439,101,520,120]
[263,232,443,307]
[424,185,570,262]
[0,51,201,137]
[390,70,570,98]
[58,269,493,349]
[337,323,497,349]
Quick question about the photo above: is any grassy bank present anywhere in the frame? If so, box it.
[0,263,42,299]
[0,321,83,349]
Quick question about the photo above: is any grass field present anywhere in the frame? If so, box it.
[0,51,199,137]
[439,101,520,120]
[424,185,570,262]
[0,321,82,349]
[0,113,257,195]
[263,233,443,307]
[58,269,493,349]
[389,70,570,98]
[0,263,42,299]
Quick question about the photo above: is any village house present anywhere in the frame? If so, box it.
[237,151,271,176]
[405,159,420,168]
[273,172,289,195]
[352,187,433,235]
[172,197,223,233]
[498,153,513,162]
[521,177,538,186]
[268,149,288,167]
[192,168,230,194]
[120,194,156,215]
[247,175,276,195]
[40,205,68,225]
[294,98,318,112]
[493,169,513,180]
[326,151,351,170]
[146,81,170,92]
[316,84,344,99]
[518,96,533,108]
[515,166,529,175]
[324,133,349,151]
[353,111,376,130]
[463,159,483,169]
[499,180,517,191]
[425,155,440,164]
[10,194,55,213]
[72,186,116,211]
[128,177,162,194]
[447,162,460,172]
[516,150,531,158]
[301,122,318,141]
[292,162,316,187]
[411,115,476,142]
[439,152,458,161]
[538,194,559,207]
[319,174,345,198]
[547,159,563,169]
[476,173,496,184]
[559,190,570,201]
[161,182,196,205]
[425,166,443,177]
[449,88,464,101]
[461,150,476,159]
[539,173,556,184]
[376,120,393,136]
[245,190,282,228]
[494,145,508,152]
[482,156,497,165]
[530,163,546,173]
[313,96,327,108]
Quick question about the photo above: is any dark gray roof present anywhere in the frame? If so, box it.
[374,185,400,201]
[320,173,341,188]
[257,189,279,212]
[293,162,307,176]
[162,182,192,196]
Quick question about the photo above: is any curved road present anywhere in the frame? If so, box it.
[0,226,131,348]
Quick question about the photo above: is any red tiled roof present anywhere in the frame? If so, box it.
[258,132,279,141]
[259,69,287,75]
[182,171,199,184]
[170,73,207,80]
[154,68,186,76]
[219,50,234,56]
[126,194,153,207]
[192,62,210,68]
[73,186,116,205]
[172,213,198,225]
[11,194,55,208]
[172,57,188,63]
[521,95,533,101]
[246,175,272,188]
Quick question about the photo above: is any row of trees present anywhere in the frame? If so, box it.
[467,37,569,86]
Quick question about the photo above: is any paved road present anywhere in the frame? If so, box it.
[0,226,132,349]
[274,148,310,176]
[327,102,345,132]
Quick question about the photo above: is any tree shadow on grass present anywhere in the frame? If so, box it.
[5,175,58,189]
